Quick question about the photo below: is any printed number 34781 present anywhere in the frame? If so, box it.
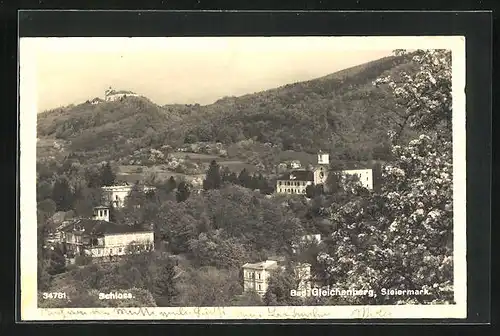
[42,292,67,299]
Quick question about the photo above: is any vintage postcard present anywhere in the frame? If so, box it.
[20,35,466,320]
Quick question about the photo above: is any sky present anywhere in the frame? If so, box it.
[23,37,395,112]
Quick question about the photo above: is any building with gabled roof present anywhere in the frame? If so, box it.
[58,217,154,260]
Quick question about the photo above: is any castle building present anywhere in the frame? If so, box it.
[104,87,138,102]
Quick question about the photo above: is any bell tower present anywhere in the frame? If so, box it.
[314,151,330,186]
[317,151,329,166]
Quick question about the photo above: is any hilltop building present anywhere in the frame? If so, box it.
[101,183,156,208]
[104,87,138,102]
[58,216,154,260]
[242,259,311,297]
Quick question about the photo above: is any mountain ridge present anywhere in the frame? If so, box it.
[37,53,418,165]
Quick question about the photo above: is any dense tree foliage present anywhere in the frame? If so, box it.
[318,49,454,304]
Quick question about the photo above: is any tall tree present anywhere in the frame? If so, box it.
[166,176,177,192]
[237,168,252,188]
[51,176,73,211]
[152,257,178,306]
[176,181,191,203]
[99,162,116,187]
[203,160,222,190]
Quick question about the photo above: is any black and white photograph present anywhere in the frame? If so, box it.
[20,35,466,320]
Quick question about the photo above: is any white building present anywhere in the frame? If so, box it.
[101,184,156,208]
[242,260,311,297]
[339,169,373,190]
[59,218,154,259]
[104,87,139,102]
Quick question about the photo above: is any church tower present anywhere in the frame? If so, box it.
[317,150,330,166]
[313,151,330,185]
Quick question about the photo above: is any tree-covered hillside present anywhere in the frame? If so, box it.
[37,54,419,163]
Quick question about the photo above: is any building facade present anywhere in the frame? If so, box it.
[59,218,154,260]
[276,171,314,195]
[242,260,279,296]
[340,168,373,190]
[242,260,311,297]
[101,184,156,208]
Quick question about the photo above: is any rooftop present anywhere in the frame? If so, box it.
[59,218,152,235]
[277,170,314,181]
[105,89,136,95]
[242,260,279,270]
[93,205,110,209]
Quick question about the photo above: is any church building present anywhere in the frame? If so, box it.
[275,151,375,194]
[275,151,330,195]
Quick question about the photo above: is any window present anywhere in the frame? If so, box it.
[258,284,261,290]
[278,181,282,186]
[257,273,260,279]
[119,248,122,253]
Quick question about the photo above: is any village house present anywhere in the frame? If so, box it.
[242,260,311,297]
[58,206,154,261]
[101,183,156,208]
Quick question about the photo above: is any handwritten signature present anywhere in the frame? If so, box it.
[40,306,392,320]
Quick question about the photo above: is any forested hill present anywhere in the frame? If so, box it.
[37,53,418,163]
